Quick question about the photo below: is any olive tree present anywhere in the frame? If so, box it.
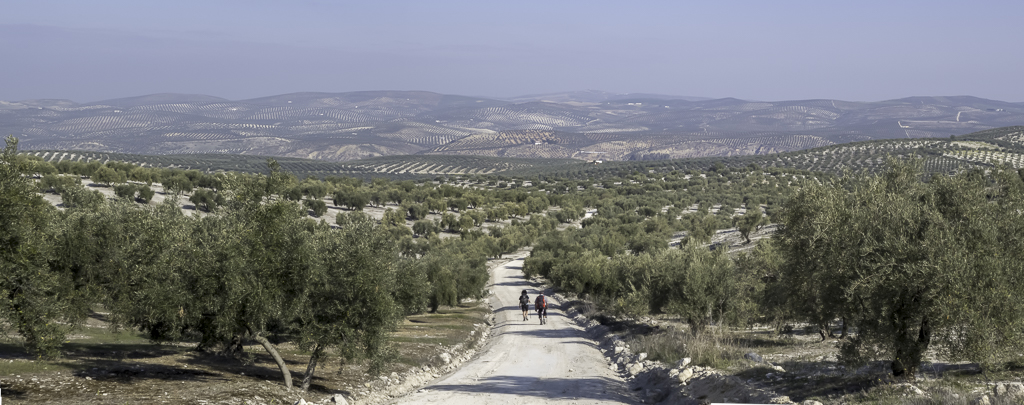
[91,165,125,186]
[0,137,84,358]
[294,217,402,390]
[734,205,765,244]
[651,245,745,334]
[774,160,1024,377]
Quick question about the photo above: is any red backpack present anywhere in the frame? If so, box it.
[536,295,547,309]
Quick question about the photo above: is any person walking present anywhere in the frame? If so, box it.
[535,293,548,325]
[518,290,530,321]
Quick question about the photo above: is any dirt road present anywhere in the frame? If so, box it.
[390,254,637,404]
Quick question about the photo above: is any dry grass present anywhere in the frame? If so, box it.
[0,302,490,404]
[625,326,748,369]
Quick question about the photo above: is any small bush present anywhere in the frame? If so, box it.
[113,183,137,199]
[625,327,746,369]
[303,198,327,217]
[60,183,105,209]
[136,185,155,203]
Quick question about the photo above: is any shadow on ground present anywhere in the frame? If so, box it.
[425,375,637,403]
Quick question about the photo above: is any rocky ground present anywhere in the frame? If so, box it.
[559,303,1024,405]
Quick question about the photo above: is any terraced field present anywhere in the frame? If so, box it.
[21,150,587,180]
[19,127,1024,181]
[5,91,1021,162]
[501,126,1024,179]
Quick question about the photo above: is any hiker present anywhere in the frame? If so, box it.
[535,293,548,325]
[519,290,530,321]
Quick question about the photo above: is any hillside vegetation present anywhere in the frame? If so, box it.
[19,126,1024,181]
[4,90,1021,162]
[6,129,1024,403]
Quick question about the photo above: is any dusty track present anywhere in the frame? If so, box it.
[390,254,636,404]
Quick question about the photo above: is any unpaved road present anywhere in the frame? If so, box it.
[390,254,637,404]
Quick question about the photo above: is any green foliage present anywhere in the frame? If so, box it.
[682,213,717,243]
[190,188,225,212]
[733,205,765,244]
[59,182,105,210]
[336,210,371,227]
[412,219,439,237]
[382,208,405,227]
[651,246,749,333]
[38,173,79,194]
[0,137,83,359]
[394,259,430,315]
[774,159,1024,376]
[296,216,402,380]
[91,165,126,186]
[303,198,327,217]
[406,203,428,220]
[113,183,138,200]
[162,174,194,195]
[410,238,491,312]
[17,155,57,176]
[136,185,155,203]
[733,239,786,331]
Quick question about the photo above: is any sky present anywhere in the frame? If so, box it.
[1,0,1022,103]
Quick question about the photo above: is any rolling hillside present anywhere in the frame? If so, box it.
[19,127,1024,181]
[4,91,1021,162]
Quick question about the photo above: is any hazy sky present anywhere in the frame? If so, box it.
[2,0,1022,103]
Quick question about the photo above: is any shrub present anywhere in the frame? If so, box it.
[136,185,155,203]
[626,327,745,369]
[59,183,105,210]
[114,184,138,200]
[303,198,327,217]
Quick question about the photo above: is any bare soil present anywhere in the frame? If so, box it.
[0,293,491,405]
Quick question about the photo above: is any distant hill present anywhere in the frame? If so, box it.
[21,127,1024,182]
[503,90,711,103]
[3,91,1021,162]
[507,126,1024,180]
[87,93,230,108]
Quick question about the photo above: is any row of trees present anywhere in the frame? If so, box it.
[526,158,1024,377]
[772,160,1024,376]
[25,139,1014,379]
[22,152,800,232]
[0,137,516,391]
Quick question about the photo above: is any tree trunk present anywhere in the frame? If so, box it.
[301,344,324,391]
[839,317,848,340]
[891,316,931,379]
[217,335,244,357]
[248,326,292,389]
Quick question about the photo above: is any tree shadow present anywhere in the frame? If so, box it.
[422,375,637,403]
[491,281,533,287]
[66,358,221,383]
[499,329,602,350]
[493,304,562,313]
[181,350,305,382]
[730,332,795,350]
[61,342,185,360]
[0,382,27,400]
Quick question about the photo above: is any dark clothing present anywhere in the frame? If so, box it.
[535,295,547,317]
[519,294,530,312]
